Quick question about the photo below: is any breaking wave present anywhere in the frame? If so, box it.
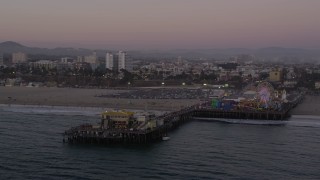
[287,115,320,128]
[0,104,166,116]
[194,115,320,127]
[193,117,287,125]
[0,104,106,116]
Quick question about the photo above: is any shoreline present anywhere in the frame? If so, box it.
[0,104,169,117]
[1,86,320,116]
[0,86,200,111]
[289,95,320,116]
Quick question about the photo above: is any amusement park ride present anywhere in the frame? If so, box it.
[212,81,288,112]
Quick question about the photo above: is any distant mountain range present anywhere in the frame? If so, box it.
[0,41,94,57]
[1,41,320,61]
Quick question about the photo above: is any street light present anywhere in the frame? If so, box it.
[161,82,165,95]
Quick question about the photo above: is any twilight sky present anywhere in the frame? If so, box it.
[0,0,320,50]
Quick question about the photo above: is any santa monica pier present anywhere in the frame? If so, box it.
[63,81,304,144]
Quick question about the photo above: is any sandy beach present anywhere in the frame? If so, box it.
[0,86,200,111]
[1,86,319,115]
[290,95,320,116]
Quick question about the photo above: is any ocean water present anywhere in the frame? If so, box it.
[1,105,320,180]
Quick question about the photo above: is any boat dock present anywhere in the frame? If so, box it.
[63,92,304,144]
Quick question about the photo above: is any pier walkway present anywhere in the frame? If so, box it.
[64,104,199,144]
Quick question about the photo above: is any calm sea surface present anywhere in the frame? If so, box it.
[1,105,320,180]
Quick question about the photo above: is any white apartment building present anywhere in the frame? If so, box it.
[31,60,56,70]
[105,52,114,70]
[104,51,132,72]
[12,52,27,63]
[118,51,126,71]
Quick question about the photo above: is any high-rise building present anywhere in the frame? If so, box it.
[104,51,131,72]
[105,52,114,71]
[84,51,99,70]
[12,52,27,63]
[118,51,126,71]
[84,51,98,64]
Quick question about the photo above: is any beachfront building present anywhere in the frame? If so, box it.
[269,68,283,82]
[30,60,56,70]
[12,52,27,63]
[101,110,135,129]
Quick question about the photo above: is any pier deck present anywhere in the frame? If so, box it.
[63,92,304,144]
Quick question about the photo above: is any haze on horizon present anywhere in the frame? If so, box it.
[0,0,319,50]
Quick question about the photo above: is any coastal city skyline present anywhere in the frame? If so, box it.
[1,0,320,49]
[1,1,320,179]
